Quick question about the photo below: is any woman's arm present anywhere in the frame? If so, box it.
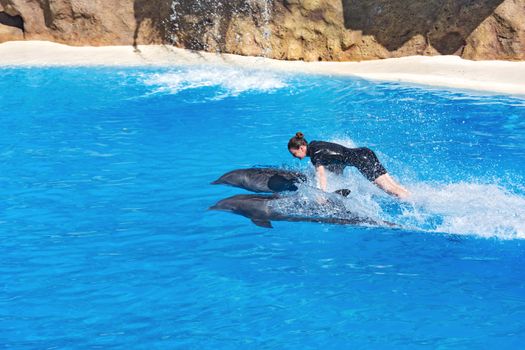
[316,165,327,191]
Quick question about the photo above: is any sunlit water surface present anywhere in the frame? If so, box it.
[1,66,524,348]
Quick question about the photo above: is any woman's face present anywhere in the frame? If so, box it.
[289,145,307,159]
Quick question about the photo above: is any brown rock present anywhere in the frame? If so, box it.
[463,0,525,60]
[0,22,23,41]
[0,0,523,61]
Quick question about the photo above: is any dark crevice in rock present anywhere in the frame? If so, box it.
[133,0,172,48]
[0,11,24,32]
[39,0,53,28]
[431,32,466,55]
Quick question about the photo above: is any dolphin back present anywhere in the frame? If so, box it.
[209,193,396,229]
[211,168,306,193]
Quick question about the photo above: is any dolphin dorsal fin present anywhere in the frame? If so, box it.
[251,219,273,228]
[334,188,351,197]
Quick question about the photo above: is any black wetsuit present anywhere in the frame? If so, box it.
[307,141,387,181]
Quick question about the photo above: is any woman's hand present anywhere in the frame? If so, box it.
[316,165,327,192]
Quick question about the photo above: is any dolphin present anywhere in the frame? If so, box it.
[211,168,307,193]
[211,168,352,197]
[209,194,390,228]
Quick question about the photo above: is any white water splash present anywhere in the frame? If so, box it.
[166,0,273,56]
[302,170,525,239]
[405,182,525,239]
[251,0,273,57]
[167,0,180,44]
[330,138,358,148]
[328,175,525,239]
[142,67,287,99]
[291,136,525,239]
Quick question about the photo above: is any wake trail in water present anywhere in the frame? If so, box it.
[333,174,525,239]
[401,182,525,239]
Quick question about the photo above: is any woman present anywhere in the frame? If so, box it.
[288,132,410,199]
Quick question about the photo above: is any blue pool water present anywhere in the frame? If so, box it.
[1,65,525,348]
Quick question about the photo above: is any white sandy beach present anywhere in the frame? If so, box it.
[1,40,525,96]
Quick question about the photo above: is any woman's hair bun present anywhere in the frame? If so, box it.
[288,131,308,150]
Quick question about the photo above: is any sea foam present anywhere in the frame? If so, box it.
[142,66,288,99]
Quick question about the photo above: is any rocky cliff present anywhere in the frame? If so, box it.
[0,0,523,61]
